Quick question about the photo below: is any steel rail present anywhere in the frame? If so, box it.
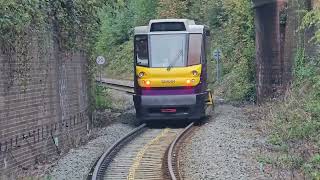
[90,123,146,180]
[168,122,195,180]
[96,79,134,94]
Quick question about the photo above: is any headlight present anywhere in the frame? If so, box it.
[144,80,151,86]
[192,70,199,76]
[138,72,145,78]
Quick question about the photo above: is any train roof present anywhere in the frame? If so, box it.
[134,19,206,35]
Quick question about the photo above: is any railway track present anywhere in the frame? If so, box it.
[97,78,134,94]
[88,122,196,180]
[167,122,195,180]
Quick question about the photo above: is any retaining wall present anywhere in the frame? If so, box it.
[0,28,90,177]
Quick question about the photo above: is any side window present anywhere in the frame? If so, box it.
[135,35,149,67]
[188,34,202,66]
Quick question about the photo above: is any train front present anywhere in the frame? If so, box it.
[133,19,210,122]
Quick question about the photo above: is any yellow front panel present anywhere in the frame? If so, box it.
[136,64,202,88]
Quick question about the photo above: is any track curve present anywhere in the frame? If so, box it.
[167,122,195,180]
[88,122,195,180]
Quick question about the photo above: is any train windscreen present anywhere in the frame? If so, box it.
[149,34,187,68]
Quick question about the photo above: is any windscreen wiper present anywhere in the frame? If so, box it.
[167,49,183,71]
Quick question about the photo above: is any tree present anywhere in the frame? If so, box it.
[132,0,158,26]
[157,0,188,18]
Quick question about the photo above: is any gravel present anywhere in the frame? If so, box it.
[45,88,270,180]
[47,123,135,180]
[108,88,134,111]
[180,105,269,180]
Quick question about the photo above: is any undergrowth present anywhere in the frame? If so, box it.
[210,0,256,102]
[94,84,112,110]
[104,41,134,80]
[250,4,320,179]
[262,48,320,180]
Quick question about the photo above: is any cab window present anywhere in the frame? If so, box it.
[135,35,149,67]
[188,34,202,66]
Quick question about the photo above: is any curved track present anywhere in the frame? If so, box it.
[88,122,196,180]
[167,122,195,180]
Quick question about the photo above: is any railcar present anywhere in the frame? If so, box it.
[133,19,213,122]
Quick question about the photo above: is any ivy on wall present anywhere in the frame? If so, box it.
[0,0,103,91]
[302,8,320,43]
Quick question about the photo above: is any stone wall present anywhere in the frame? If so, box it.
[0,28,90,177]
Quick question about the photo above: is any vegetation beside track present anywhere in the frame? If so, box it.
[256,3,320,178]
[95,84,112,110]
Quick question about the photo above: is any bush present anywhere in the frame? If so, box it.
[266,50,320,178]
[94,1,158,78]
[264,6,320,176]
[303,154,320,179]
[105,41,134,79]
[208,0,255,101]
[94,84,111,110]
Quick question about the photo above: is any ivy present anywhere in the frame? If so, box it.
[199,0,255,101]
[301,9,320,43]
[157,0,187,18]
[0,0,104,91]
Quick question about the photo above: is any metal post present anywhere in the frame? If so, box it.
[100,66,102,84]
[216,58,220,83]
[213,49,222,83]
[218,57,222,83]
[96,56,106,84]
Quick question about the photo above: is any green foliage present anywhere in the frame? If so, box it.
[271,56,320,141]
[301,9,320,43]
[303,154,320,179]
[105,40,134,79]
[263,4,320,178]
[221,59,255,101]
[95,0,158,51]
[277,155,304,170]
[157,0,187,18]
[187,0,227,27]
[257,155,275,165]
[280,6,288,25]
[267,48,320,178]
[0,0,104,112]
[95,4,133,53]
[95,0,158,78]
[133,0,158,25]
[95,84,111,110]
[258,154,304,172]
[267,6,320,175]
[201,0,256,101]
[0,0,103,51]
[0,0,45,34]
